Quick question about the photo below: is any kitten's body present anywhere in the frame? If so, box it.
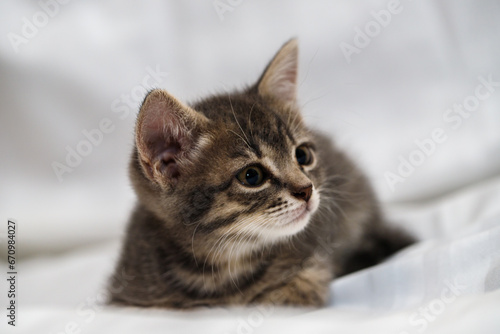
[108,40,413,308]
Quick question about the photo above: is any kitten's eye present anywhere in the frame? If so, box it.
[296,145,313,166]
[237,166,265,187]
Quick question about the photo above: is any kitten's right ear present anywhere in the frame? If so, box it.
[256,39,299,106]
[135,89,210,187]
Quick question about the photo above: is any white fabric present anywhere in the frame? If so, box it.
[1,0,499,333]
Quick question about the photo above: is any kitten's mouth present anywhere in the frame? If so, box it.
[285,194,319,225]
[281,205,310,227]
[266,193,319,238]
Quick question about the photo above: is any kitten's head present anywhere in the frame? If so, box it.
[132,40,324,245]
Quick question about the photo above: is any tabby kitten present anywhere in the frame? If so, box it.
[108,39,414,308]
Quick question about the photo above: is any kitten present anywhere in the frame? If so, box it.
[108,39,414,308]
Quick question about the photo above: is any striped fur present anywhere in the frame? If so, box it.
[108,40,414,308]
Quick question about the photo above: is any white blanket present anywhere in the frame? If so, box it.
[1,1,499,333]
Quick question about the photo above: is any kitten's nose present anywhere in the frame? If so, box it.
[292,184,313,203]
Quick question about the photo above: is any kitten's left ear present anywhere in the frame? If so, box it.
[256,39,298,105]
[135,89,210,187]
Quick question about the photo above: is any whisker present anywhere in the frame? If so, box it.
[248,101,257,142]
[228,94,251,147]
[227,129,252,150]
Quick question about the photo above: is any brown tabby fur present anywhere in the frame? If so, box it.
[108,39,414,308]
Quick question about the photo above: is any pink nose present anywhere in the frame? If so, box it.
[292,184,312,202]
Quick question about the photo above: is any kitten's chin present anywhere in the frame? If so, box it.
[268,207,314,239]
[279,208,312,235]
[266,195,320,240]
[262,210,311,241]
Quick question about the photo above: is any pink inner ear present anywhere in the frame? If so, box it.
[137,91,204,184]
[159,145,180,179]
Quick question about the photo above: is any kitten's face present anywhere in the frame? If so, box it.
[180,96,322,242]
[133,40,322,246]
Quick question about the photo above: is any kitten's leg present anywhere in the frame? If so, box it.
[337,223,415,277]
[250,253,333,307]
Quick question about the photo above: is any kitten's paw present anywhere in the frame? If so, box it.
[252,263,332,307]
[268,282,329,307]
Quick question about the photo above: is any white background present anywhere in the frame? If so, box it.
[1,1,499,333]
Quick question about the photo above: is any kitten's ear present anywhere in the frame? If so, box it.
[135,89,209,187]
[256,39,298,105]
